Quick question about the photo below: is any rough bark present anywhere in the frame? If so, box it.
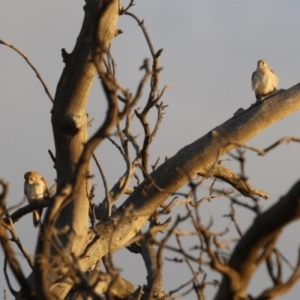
[14,1,120,299]
[50,0,97,253]
[36,1,120,299]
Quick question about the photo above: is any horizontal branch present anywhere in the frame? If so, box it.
[6,198,51,224]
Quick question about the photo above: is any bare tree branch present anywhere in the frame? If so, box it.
[125,11,165,178]
[6,198,51,224]
[261,136,300,155]
[256,248,300,299]
[6,2,300,300]
[198,162,269,199]
[5,215,34,269]
[92,154,112,217]
[3,258,17,297]
[214,179,300,300]
[0,39,54,103]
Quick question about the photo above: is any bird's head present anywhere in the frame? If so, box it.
[24,172,38,185]
[257,60,268,68]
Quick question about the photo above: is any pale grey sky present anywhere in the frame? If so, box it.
[1,1,300,299]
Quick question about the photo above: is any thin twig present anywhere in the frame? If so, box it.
[223,206,243,237]
[92,154,112,217]
[3,257,17,296]
[125,13,156,57]
[262,136,300,155]
[0,39,54,103]
[6,214,34,269]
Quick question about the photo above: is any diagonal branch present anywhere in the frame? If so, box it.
[76,82,300,291]
[197,163,269,199]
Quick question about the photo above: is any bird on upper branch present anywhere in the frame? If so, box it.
[252,60,278,101]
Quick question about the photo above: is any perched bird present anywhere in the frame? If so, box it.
[24,171,49,228]
[252,60,278,101]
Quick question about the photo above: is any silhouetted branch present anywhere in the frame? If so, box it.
[3,258,17,297]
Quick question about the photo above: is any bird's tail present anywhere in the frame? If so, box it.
[33,209,43,228]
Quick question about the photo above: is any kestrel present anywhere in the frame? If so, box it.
[24,171,49,228]
[252,60,278,101]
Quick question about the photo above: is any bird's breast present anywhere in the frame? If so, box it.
[25,182,46,201]
[252,70,277,94]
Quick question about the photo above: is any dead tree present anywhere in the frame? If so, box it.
[1,1,300,299]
